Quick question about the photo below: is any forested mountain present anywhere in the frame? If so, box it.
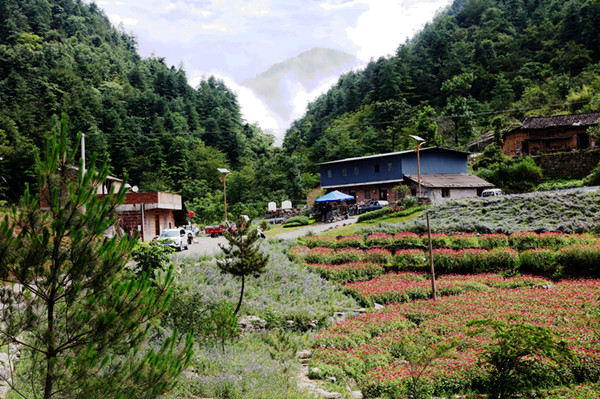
[283,0,600,164]
[0,0,313,222]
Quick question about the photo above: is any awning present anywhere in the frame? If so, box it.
[314,190,355,203]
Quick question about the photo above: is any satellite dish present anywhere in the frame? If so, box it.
[124,183,132,189]
[132,185,138,192]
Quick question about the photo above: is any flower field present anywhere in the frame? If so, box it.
[343,272,549,306]
[310,280,600,398]
[290,228,600,397]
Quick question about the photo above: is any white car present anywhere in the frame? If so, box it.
[481,188,504,197]
[158,228,188,251]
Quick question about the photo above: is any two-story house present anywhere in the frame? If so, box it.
[318,147,493,204]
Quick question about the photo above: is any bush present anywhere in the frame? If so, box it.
[538,232,573,249]
[300,236,337,248]
[393,232,423,248]
[518,248,558,275]
[365,233,394,247]
[422,233,450,248]
[556,245,600,277]
[510,231,540,250]
[363,248,393,265]
[393,249,427,270]
[283,216,309,227]
[486,247,519,272]
[306,261,384,283]
[449,233,480,249]
[357,206,395,222]
[336,235,364,248]
[479,233,510,249]
[304,247,336,264]
[333,248,365,264]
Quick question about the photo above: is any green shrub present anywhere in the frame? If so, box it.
[479,233,510,249]
[392,249,427,270]
[393,232,423,248]
[283,216,309,227]
[363,248,393,265]
[449,233,480,249]
[510,231,540,250]
[518,248,557,275]
[556,245,600,277]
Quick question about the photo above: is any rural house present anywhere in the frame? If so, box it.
[502,112,600,156]
[41,166,187,241]
[318,147,494,204]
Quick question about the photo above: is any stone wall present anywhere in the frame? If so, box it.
[532,149,600,178]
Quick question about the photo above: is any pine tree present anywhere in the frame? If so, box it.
[0,117,193,399]
[217,221,269,315]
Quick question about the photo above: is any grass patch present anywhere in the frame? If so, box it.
[318,211,423,238]
[264,220,315,237]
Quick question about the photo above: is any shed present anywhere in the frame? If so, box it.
[403,174,494,204]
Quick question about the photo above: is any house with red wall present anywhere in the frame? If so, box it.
[502,112,600,156]
[41,166,186,241]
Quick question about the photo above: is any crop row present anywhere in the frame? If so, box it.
[291,244,600,278]
[342,272,550,306]
[309,279,600,398]
[299,232,598,250]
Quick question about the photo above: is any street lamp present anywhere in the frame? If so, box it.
[218,168,231,221]
[410,135,426,199]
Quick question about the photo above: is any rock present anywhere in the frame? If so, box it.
[297,349,312,359]
[238,315,266,332]
[374,303,384,310]
[326,376,337,383]
[348,391,363,399]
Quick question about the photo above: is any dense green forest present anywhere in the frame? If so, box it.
[284,0,600,164]
[0,0,314,222]
[3,0,600,223]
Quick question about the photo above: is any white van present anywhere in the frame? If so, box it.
[481,188,504,198]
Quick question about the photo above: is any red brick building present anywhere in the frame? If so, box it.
[41,166,186,241]
[502,112,600,156]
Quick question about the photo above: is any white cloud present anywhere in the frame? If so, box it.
[97,1,125,6]
[108,14,139,26]
[346,0,452,61]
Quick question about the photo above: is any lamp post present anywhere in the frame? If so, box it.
[410,135,426,199]
[218,168,231,221]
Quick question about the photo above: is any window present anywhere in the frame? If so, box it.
[387,162,393,172]
[374,164,380,173]
[354,167,359,176]
[379,187,387,200]
[342,168,347,177]
[442,188,450,198]
[327,169,332,178]
[364,190,371,199]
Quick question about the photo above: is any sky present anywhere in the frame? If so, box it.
[91,0,453,140]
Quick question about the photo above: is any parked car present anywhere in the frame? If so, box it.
[158,228,188,251]
[481,188,504,197]
[360,200,390,213]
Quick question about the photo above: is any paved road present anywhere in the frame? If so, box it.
[175,216,359,257]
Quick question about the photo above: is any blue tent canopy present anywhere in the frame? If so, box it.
[314,190,354,203]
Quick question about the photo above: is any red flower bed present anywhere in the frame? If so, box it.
[311,280,600,397]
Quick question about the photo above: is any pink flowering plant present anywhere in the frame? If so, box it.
[392,249,427,271]
[393,232,422,248]
[449,233,480,249]
[336,235,365,248]
[310,280,600,397]
[300,235,337,248]
[509,231,540,250]
[305,261,384,283]
[518,248,558,275]
[304,246,336,264]
[363,248,393,265]
[365,233,394,247]
[333,248,366,264]
[422,233,450,248]
[288,245,310,262]
[478,233,510,249]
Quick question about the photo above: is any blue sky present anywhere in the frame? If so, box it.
[90,0,452,137]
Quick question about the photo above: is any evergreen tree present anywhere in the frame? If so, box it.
[0,117,192,398]
[217,221,269,315]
